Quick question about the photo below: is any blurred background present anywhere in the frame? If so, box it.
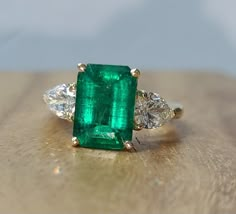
[0,0,236,75]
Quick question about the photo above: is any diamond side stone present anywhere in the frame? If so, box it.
[135,90,174,129]
[43,84,75,120]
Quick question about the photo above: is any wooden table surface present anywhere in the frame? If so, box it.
[0,71,236,214]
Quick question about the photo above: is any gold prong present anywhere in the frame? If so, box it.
[131,68,141,78]
[133,122,143,131]
[66,112,74,122]
[77,63,87,72]
[68,83,76,92]
[169,102,184,119]
[72,137,80,147]
[173,106,184,119]
[124,141,134,151]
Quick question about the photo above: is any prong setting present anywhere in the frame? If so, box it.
[124,141,134,151]
[72,137,80,147]
[67,112,74,121]
[133,122,143,131]
[68,83,76,92]
[131,68,141,78]
[173,106,184,119]
[77,63,87,72]
[168,102,184,119]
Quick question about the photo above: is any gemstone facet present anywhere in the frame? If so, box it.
[73,64,137,150]
[135,90,174,129]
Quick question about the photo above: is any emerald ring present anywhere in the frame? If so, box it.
[44,63,183,151]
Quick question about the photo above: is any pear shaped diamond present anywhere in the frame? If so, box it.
[44,85,175,128]
[43,83,76,121]
[135,90,175,129]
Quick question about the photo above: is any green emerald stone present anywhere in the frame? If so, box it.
[73,64,137,150]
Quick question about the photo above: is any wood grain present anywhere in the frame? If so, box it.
[0,71,236,214]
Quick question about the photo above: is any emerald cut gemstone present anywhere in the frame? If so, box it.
[73,64,137,150]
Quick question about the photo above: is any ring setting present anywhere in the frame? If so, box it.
[44,63,183,151]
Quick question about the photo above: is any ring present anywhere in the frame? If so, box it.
[43,63,183,151]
